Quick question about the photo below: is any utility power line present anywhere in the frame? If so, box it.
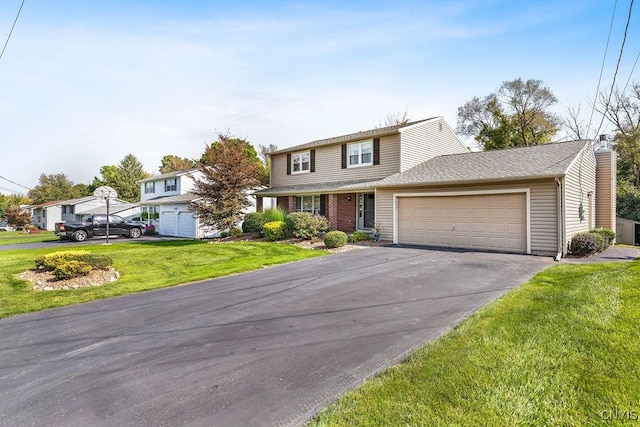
[0,174,31,190]
[622,49,640,93]
[0,0,26,61]
[594,0,635,139]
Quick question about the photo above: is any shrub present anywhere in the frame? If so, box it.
[242,212,265,233]
[263,221,286,241]
[35,251,113,280]
[263,207,288,224]
[324,231,347,248]
[285,212,329,239]
[232,227,243,238]
[53,260,92,280]
[220,231,229,238]
[590,228,615,248]
[35,250,91,271]
[349,231,372,242]
[569,232,605,256]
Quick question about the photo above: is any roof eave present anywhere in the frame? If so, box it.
[375,174,566,188]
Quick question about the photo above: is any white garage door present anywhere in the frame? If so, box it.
[177,211,196,238]
[161,211,176,236]
[397,193,527,252]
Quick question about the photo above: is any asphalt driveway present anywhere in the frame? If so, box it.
[0,246,552,426]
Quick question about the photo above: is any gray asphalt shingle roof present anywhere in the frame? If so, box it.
[271,118,435,155]
[139,193,200,205]
[137,169,200,183]
[253,178,381,196]
[376,140,591,187]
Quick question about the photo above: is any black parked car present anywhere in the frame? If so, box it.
[55,214,144,242]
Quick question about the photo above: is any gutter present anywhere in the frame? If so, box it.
[555,177,564,261]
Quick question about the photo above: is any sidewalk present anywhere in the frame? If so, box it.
[562,245,640,264]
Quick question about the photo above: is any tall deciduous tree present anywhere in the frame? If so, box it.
[0,194,30,219]
[27,173,82,204]
[5,206,31,229]
[190,134,262,231]
[159,155,197,174]
[112,154,151,202]
[258,144,278,186]
[457,78,559,150]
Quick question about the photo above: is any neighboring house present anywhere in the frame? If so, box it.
[254,117,468,232]
[138,169,268,238]
[31,197,139,230]
[30,200,64,231]
[255,117,617,258]
[59,196,140,223]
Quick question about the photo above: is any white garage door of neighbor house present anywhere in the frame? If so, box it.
[161,211,176,236]
[397,193,527,252]
[177,211,196,238]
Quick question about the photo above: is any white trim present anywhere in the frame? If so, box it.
[392,188,531,254]
[291,150,311,175]
[346,140,373,168]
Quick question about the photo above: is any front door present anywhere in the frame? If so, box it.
[358,193,375,229]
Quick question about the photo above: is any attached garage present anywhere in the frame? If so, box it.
[161,211,176,236]
[397,192,528,253]
[373,140,613,257]
[177,211,197,238]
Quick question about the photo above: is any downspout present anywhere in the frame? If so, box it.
[555,177,564,261]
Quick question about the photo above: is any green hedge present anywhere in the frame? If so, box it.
[324,231,348,248]
[285,212,329,239]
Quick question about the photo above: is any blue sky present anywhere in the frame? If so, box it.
[1,0,638,194]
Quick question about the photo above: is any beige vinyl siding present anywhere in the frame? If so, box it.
[595,150,617,232]
[563,146,597,247]
[399,118,468,172]
[376,179,559,255]
[271,134,400,188]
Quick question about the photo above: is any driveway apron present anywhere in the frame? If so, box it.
[0,246,552,426]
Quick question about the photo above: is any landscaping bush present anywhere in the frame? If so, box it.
[242,212,265,233]
[232,227,243,238]
[590,228,615,248]
[263,207,288,224]
[53,260,92,280]
[219,231,229,238]
[324,231,347,248]
[35,250,113,280]
[569,232,605,256]
[349,231,372,242]
[285,212,329,239]
[35,250,91,271]
[263,221,286,241]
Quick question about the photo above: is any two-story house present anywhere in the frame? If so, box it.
[138,169,266,238]
[254,117,468,233]
[255,117,617,258]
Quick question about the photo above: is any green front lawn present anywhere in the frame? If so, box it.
[0,231,57,245]
[0,240,325,318]
[312,261,640,426]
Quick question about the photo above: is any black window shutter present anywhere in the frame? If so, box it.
[287,153,291,175]
[319,194,326,216]
[341,144,347,169]
[373,138,380,165]
[310,149,316,173]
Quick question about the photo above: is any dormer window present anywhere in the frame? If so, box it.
[165,178,177,192]
[292,151,310,174]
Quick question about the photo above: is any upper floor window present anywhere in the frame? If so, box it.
[348,141,373,167]
[144,182,155,194]
[62,205,74,215]
[292,151,310,174]
[165,178,177,192]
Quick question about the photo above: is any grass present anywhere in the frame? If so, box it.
[0,231,57,245]
[0,240,325,318]
[311,261,640,426]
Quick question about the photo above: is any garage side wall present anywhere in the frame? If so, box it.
[376,179,559,255]
[564,146,597,249]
